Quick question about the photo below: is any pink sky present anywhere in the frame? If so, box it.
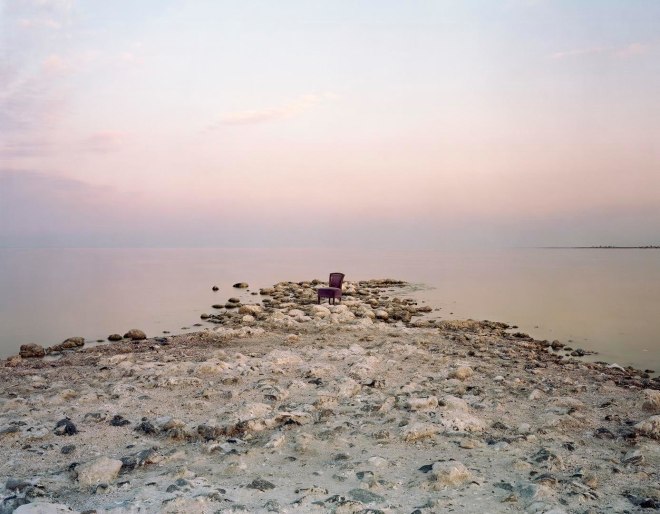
[1,0,659,247]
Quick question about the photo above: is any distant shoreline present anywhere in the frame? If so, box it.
[540,246,660,249]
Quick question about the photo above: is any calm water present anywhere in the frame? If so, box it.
[0,248,658,372]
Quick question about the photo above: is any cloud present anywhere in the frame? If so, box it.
[551,42,649,60]
[1,0,74,159]
[42,54,69,74]
[613,43,648,58]
[213,93,337,127]
[82,131,129,153]
[18,17,62,29]
[550,47,608,60]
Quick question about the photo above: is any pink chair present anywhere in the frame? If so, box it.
[317,273,345,305]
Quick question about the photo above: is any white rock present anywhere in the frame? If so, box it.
[311,305,331,318]
[15,504,78,514]
[402,423,439,442]
[449,366,473,381]
[367,456,388,467]
[550,396,585,410]
[241,314,255,323]
[642,389,660,413]
[267,349,303,366]
[635,415,660,439]
[407,396,439,412]
[238,304,262,315]
[237,402,272,421]
[528,389,544,400]
[430,461,471,487]
[77,456,123,486]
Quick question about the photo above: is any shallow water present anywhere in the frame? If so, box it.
[0,247,658,372]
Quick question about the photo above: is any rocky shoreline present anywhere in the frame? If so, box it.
[1,279,659,513]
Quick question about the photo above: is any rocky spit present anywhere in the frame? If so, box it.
[1,279,659,514]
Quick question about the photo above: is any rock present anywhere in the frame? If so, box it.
[107,334,123,341]
[135,419,157,435]
[635,415,660,439]
[14,503,78,513]
[62,337,85,348]
[123,329,146,341]
[76,456,123,486]
[6,478,31,491]
[347,488,385,503]
[19,344,46,358]
[246,478,275,491]
[233,282,249,289]
[54,418,77,436]
[430,461,471,487]
[110,415,131,427]
[528,389,544,400]
[449,366,473,381]
[50,337,85,352]
[407,396,439,411]
[4,354,22,367]
[402,423,439,442]
[239,305,262,315]
[622,449,644,465]
[642,389,660,413]
[212,285,219,291]
[375,310,389,320]
[61,444,76,455]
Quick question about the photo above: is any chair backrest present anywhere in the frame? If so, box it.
[329,272,345,288]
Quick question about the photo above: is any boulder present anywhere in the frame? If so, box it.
[62,337,85,348]
[19,344,45,358]
[50,337,85,352]
[233,282,249,288]
[107,334,123,341]
[123,329,146,341]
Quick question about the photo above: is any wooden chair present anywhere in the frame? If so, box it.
[317,273,345,305]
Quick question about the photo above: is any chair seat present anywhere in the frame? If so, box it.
[317,287,341,297]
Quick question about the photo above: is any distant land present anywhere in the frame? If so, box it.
[542,245,660,249]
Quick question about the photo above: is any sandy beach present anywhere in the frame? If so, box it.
[1,279,659,513]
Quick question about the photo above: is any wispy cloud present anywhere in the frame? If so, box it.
[613,43,648,58]
[550,47,608,60]
[551,42,649,60]
[1,0,75,159]
[82,131,129,153]
[18,17,62,29]
[213,93,337,127]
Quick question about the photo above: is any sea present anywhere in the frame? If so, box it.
[0,247,658,373]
